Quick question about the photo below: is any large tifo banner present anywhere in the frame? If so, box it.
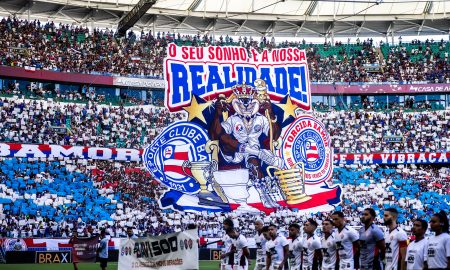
[118,229,198,270]
[142,44,340,214]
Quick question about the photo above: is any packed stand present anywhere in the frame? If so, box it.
[0,81,163,107]
[381,39,450,83]
[0,17,449,83]
[0,158,120,238]
[0,17,165,78]
[0,157,171,238]
[0,157,448,238]
[301,39,382,83]
[315,109,450,154]
[313,96,446,112]
[334,164,450,231]
[0,97,449,154]
[0,98,184,149]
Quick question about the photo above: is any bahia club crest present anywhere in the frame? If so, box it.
[142,44,341,213]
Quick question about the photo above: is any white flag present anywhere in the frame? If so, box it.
[118,229,198,270]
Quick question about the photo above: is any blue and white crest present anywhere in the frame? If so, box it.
[297,132,326,170]
[279,115,333,185]
[142,121,210,194]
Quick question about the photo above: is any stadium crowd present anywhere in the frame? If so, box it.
[0,98,184,149]
[316,109,450,153]
[0,18,449,268]
[0,155,448,239]
[0,97,449,154]
[0,98,448,267]
[0,17,165,78]
[0,16,449,83]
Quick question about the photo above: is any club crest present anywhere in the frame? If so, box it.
[279,115,333,185]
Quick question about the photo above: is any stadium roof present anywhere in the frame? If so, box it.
[0,0,449,37]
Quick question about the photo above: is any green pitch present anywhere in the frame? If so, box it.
[0,260,254,270]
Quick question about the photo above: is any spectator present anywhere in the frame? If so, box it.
[0,16,448,83]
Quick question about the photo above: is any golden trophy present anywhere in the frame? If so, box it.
[267,162,311,204]
[182,160,215,194]
[182,159,228,206]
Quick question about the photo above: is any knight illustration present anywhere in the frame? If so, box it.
[209,79,285,208]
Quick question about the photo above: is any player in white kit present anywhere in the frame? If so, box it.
[301,219,322,270]
[288,223,303,270]
[424,211,450,270]
[265,224,289,270]
[221,218,237,270]
[221,234,235,270]
[383,208,407,270]
[332,211,360,270]
[254,220,268,270]
[321,219,337,270]
[226,226,251,270]
[405,219,428,270]
[359,208,385,270]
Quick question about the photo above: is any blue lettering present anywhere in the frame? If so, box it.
[207,65,225,91]
[274,67,288,95]
[170,63,189,104]
[299,66,308,102]
[189,65,206,96]
[235,66,245,84]
[169,62,309,107]
[244,67,257,85]
[222,66,237,88]
[288,66,307,103]
[260,67,274,92]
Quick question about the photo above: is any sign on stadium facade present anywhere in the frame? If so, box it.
[113,77,165,89]
[310,82,450,94]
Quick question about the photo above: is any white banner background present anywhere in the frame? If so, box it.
[118,229,198,270]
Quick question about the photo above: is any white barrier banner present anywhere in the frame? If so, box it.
[0,143,142,162]
[118,229,198,270]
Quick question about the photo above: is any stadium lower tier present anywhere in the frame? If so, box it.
[0,158,448,238]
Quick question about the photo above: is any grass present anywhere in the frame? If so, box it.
[1,260,254,270]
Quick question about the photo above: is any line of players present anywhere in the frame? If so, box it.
[219,209,450,270]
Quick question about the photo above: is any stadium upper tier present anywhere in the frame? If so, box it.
[0,98,449,154]
[0,17,449,84]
